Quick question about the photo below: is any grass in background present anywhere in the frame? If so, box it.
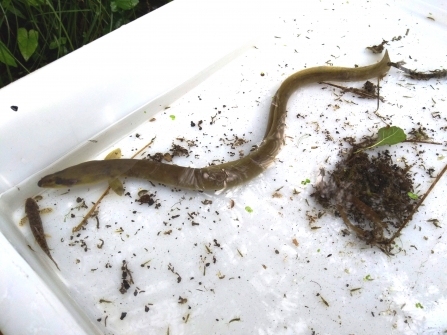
[0,0,171,88]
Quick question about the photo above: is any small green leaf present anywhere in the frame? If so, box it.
[113,17,129,30]
[301,178,311,185]
[169,115,175,120]
[111,0,139,11]
[18,28,39,61]
[49,37,67,50]
[245,206,253,213]
[408,192,418,200]
[363,274,374,281]
[356,126,406,153]
[0,41,17,67]
[415,302,424,309]
[376,126,407,145]
[3,0,26,19]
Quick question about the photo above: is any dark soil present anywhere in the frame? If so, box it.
[312,140,417,254]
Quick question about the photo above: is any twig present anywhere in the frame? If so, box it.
[404,139,442,145]
[131,136,157,158]
[388,61,447,80]
[337,205,367,240]
[388,163,447,244]
[319,81,385,101]
[72,188,109,232]
[373,77,389,126]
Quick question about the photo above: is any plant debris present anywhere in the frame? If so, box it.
[312,139,418,254]
[366,40,388,54]
[388,61,447,80]
[355,126,406,153]
[119,260,134,294]
[319,80,384,101]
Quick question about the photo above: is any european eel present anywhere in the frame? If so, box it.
[25,198,60,270]
[38,51,390,192]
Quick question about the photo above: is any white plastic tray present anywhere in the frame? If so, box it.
[1,0,446,334]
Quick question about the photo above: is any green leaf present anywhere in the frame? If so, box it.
[415,302,424,309]
[376,126,407,145]
[111,0,139,11]
[356,126,406,153]
[49,37,67,50]
[407,192,418,200]
[169,115,175,120]
[113,17,129,30]
[110,2,118,12]
[18,28,39,61]
[3,0,27,19]
[0,41,17,67]
[245,206,253,213]
[301,178,311,185]
[363,274,374,281]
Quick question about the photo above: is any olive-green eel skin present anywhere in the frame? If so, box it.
[38,51,390,192]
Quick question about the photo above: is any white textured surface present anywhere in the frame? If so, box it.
[0,0,271,193]
[1,0,447,335]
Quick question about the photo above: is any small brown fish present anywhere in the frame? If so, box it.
[25,198,60,270]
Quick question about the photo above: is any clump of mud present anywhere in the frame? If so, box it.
[312,141,417,254]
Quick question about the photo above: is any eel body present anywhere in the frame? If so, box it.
[38,51,390,192]
[25,198,60,270]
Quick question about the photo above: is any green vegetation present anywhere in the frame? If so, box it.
[407,192,418,200]
[0,0,171,88]
[355,126,407,153]
[363,274,373,281]
[301,178,310,185]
